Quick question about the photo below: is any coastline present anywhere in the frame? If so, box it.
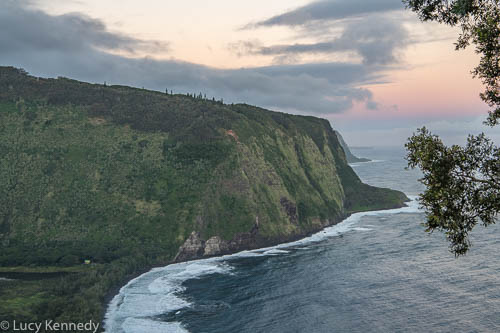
[102,197,418,332]
[100,211,353,322]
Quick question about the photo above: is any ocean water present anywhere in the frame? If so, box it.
[105,147,500,333]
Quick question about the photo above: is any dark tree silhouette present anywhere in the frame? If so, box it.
[404,0,500,255]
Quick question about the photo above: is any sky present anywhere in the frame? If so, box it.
[1,0,496,146]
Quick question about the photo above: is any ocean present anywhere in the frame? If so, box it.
[105,147,500,332]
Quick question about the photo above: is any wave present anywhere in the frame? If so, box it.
[349,159,385,167]
[352,227,373,231]
[121,318,188,333]
[104,196,422,333]
[262,249,291,255]
[104,260,233,333]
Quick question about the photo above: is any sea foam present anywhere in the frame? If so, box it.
[104,197,422,332]
[104,259,233,333]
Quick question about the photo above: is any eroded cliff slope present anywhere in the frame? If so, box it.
[0,67,407,324]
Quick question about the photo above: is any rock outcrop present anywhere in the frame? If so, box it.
[204,236,228,256]
[175,223,262,261]
[174,231,204,262]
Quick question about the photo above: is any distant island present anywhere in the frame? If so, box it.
[334,131,371,163]
[0,67,407,327]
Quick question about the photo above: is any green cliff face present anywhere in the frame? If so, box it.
[0,67,407,325]
[334,130,371,163]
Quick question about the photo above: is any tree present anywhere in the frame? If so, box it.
[404,0,499,255]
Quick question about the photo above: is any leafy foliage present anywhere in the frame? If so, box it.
[407,128,500,254]
[404,0,499,255]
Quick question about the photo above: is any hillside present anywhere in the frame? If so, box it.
[0,66,407,329]
[335,130,371,163]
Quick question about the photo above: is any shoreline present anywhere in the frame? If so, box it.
[102,198,417,332]
[100,212,354,318]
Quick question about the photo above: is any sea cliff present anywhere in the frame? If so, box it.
[0,66,407,328]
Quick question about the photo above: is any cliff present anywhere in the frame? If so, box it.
[334,130,371,163]
[0,67,407,326]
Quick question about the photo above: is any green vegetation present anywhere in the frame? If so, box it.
[334,130,371,163]
[404,0,499,255]
[0,66,407,330]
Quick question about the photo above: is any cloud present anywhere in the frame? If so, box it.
[0,1,385,115]
[337,116,500,147]
[249,0,404,28]
[366,101,379,110]
[0,0,169,56]
[235,16,410,65]
[227,39,263,57]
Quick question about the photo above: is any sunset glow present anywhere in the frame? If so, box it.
[2,0,493,145]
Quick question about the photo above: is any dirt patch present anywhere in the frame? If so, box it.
[89,117,107,125]
[226,130,239,142]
